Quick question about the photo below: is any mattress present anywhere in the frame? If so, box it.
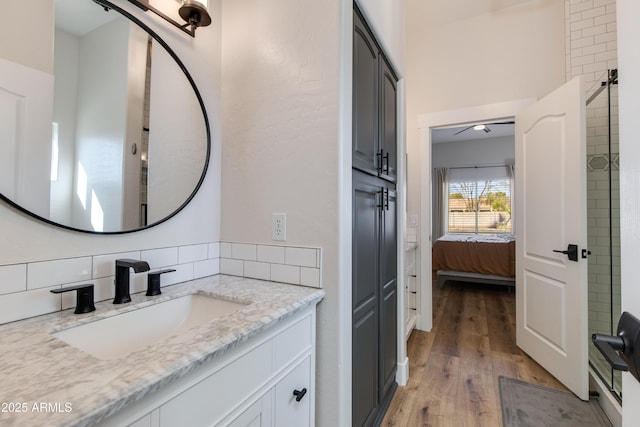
[432,234,516,279]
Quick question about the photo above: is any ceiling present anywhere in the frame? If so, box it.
[55,0,117,37]
[431,122,515,144]
[408,0,536,29]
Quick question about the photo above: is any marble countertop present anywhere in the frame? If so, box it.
[0,275,325,427]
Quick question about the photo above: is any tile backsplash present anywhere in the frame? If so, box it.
[220,242,322,288]
[0,241,322,325]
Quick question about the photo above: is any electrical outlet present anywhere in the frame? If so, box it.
[272,213,286,241]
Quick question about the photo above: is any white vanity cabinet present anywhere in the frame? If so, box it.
[97,306,316,427]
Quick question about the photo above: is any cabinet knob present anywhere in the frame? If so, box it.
[293,388,307,402]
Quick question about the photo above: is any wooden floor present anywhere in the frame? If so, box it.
[382,281,568,426]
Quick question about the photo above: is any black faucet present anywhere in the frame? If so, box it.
[114,259,150,304]
[50,284,96,314]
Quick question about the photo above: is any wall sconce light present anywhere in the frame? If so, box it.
[127,0,211,37]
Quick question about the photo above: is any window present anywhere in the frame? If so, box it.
[447,166,512,234]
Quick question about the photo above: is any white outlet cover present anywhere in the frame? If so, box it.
[272,213,286,241]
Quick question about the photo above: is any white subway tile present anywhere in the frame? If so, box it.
[194,259,219,278]
[93,251,141,278]
[0,286,61,325]
[244,261,270,281]
[257,245,285,264]
[178,244,208,263]
[141,247,178,269]
[131,270,151,295]
[582,6,606,19]
[271,264,300,285]
[0,264,26,295]
[27,257,92,290]
[93,277,115,303]
[582,24,607,37]
[220,242,232,258]
[208,242,220,259]
[300,268,320,288]
[285,247,317,268]
[232,243,257,261]
[570,18,594,32]
[221,259,244,276]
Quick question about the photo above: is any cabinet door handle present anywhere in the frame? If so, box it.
[383,152,390,175]
[377,188,389,211]
[377,150,384,174]
[293,388,307,402]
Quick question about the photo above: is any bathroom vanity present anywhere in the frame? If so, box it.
[0,275,324,427]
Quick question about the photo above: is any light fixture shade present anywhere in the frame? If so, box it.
[179,0,211,28]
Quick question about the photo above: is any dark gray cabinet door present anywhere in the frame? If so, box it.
[353,11,379,176]
[352,170,381,427]
[352,172,398,427]
[379,186,397,400]
[380,58,398,182]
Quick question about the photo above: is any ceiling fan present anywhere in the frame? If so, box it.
[453,120,515,136]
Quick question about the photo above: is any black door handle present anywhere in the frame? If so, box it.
[592,334,628,371]
[592,312,640,382]
[553,244,579,262]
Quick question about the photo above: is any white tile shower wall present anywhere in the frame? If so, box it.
[220,242,322,289]
[566,0,617,84]
[0,242,221,325]
[566,0,620,370]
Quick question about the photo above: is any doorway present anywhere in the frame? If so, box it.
[416,99,534,332]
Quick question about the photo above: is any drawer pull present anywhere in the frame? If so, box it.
[293,388,307,402]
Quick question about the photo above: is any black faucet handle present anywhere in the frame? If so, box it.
[51,284,96,314]
[146,269,176,296]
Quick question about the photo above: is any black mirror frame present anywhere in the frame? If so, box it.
[0,0,211,235]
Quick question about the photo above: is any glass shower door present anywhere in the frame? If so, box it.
[586,69,621,399]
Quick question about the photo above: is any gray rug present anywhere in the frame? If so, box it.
[499,376,612,427]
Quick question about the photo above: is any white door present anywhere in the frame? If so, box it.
[515,76,588,400]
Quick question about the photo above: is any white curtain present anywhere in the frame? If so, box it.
[433,168,448,241]
[508,164,515,232]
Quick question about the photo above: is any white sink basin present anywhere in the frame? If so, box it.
[53,293,247,360]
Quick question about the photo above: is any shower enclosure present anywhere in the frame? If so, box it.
[586,69,621,400]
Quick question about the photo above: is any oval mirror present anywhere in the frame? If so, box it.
[0,0,210,233]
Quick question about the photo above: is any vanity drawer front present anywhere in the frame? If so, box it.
[273,313,312,372]
[159,341,273,427]
[274,355,312,427]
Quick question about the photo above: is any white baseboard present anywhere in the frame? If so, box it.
[396,356,409,386]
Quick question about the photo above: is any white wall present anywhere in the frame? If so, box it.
[0,2,53,74]
[147,39,208,225]
[72,17,130,231]
[221,2,342,425]
[405,0,565,241]
[617,1,640,425]
[220,0,405,425]
[51,29,79,225]
[0,0,221,264]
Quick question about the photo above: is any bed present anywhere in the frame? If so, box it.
[432,234,516,287]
